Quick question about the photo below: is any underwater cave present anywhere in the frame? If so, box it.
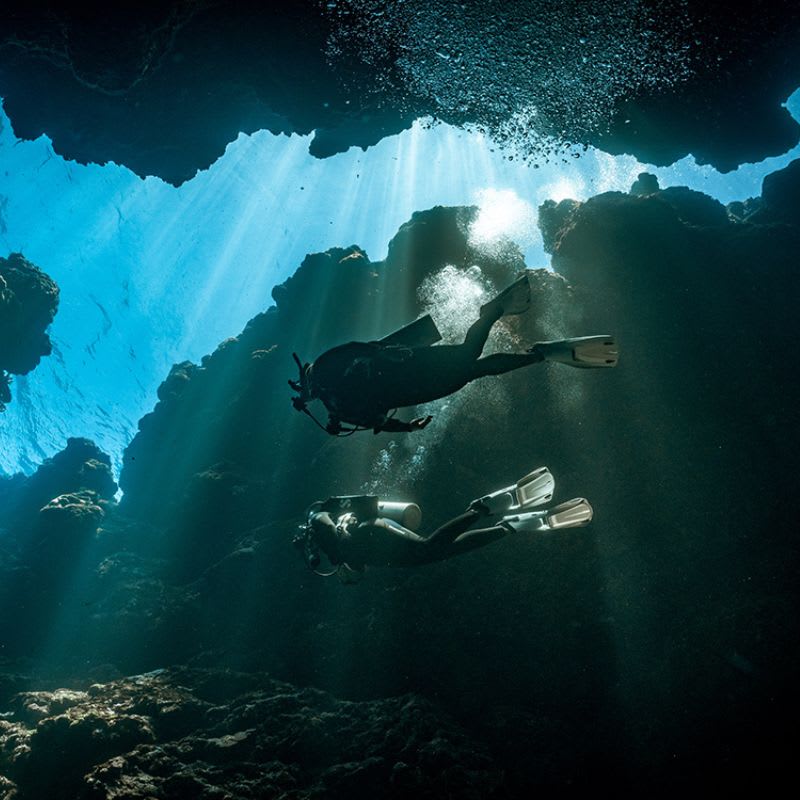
[1,1,799,797]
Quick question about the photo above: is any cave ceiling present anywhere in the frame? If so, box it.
[0,0,798,185]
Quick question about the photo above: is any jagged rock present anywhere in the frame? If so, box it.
[0,773,16,799]
[656,186,729,227]
[0,668,501,800]
[537,161,800,791]
[4,689,156,800]
[0,439,121,664]
[0,253,59,410]
[537,198,580,254]
[726,197,764,222]
[0,0,415,184]
[0,438,116,534]
[748,157,800,223]
[0,2,798,182]
[632,172,734,229]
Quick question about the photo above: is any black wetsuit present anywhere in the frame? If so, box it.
[309,303,542,431]
[309,507,509,569]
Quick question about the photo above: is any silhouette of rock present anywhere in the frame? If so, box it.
[0,438,116,530]
[0,2,798,182]
[0,253,59,411]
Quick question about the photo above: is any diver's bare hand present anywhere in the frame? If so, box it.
[410,415,433,430]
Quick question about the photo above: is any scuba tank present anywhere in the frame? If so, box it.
[377,500,422,530]
[320,495,422,530]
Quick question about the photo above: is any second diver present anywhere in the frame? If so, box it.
[294,466,593,581]
[289,273,618,435]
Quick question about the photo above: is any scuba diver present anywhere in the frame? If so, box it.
[288,274,618,435]
[293,466,593,582]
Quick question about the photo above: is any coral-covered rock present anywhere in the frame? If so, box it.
[38,490,108,535]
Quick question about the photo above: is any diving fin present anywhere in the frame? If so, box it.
[502,497,594,533]
[479,274,531,318]
[532,335,618,368]
[379,314,443,348]
[471,466,555,515]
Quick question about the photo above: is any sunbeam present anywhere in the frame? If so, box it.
[2,90,800,478]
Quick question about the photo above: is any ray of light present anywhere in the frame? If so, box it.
[1,86,799,476]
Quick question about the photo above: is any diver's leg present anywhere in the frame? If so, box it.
[423,508,486,548]
[460,274,533,360]
[375,305,535,406]
[470,351,544,378]
[422,515,511,562]
[460,304,503,359]
[406,509,513,564]
[444,524,510,556]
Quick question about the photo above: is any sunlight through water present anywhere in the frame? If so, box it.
[1,87,799,475]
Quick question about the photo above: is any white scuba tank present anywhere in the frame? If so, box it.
[378,501,422,530]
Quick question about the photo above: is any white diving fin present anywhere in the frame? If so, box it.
[479,274,531,318]
[502,497,594,533]
[533,335,618,368]
[472,466,555,515]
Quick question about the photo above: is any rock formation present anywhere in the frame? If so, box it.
[0,1,798,183]
[0,253,59,411]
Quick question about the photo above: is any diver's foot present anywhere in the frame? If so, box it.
[470,494,514,516]
[471,466,554,515]
[529,336,618,368]
[480,274,531,318]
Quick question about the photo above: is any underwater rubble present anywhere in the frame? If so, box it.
[0,668,501,800]
[1,163,800,794]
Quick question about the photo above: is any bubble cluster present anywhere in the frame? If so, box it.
[417,263,490,342]
[468,188,539,258]
[322,0,702,163]
[364,439,429,495]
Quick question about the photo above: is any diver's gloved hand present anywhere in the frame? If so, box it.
[410,415,433,430]
[373,414,433,433]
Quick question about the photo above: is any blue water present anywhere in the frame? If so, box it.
[1,88,799,476]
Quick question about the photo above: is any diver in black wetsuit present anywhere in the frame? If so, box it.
[294,467,593,581]
[289,274,618,435]
[309,505,509,570]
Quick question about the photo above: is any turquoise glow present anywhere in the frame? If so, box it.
[1,88,799,475]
